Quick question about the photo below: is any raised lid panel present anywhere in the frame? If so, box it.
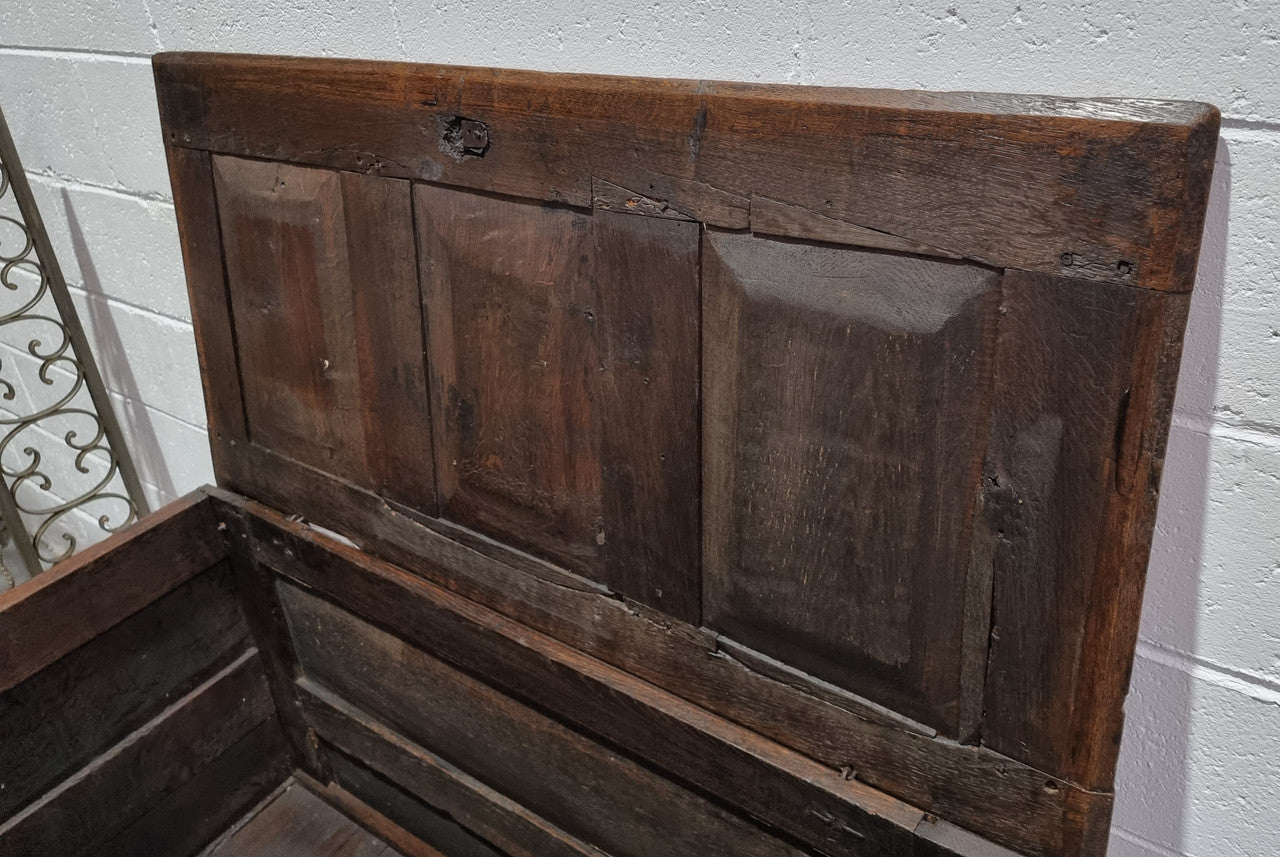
[212,156,435,513]
[703,230,1001,733]
[417,185,700,619]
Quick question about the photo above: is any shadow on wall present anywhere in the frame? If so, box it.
[61,189,175,505]
[1109,137,1231,856]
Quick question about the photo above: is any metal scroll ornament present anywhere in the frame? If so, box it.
[0,106,149,583]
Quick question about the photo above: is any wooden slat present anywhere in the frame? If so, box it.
[220,502,332,780]
[214,492,1058,857]
[0,649,276,856]
[164,145,247,449]
[212,156,435,511]
[297,771,451,857]
[592,209,700,621]
[301,683,605,857]
[205,465,1106,857]
[0,565,249,819]
[322,750,513,857]
[0,491,224,691]
[96,719,290,857]
[154,52,1219,291]
[747,196,963,259]
[702,229,1001,733]
[281,583,813,857]
[202,779,397,857]
[978,273,1192,798]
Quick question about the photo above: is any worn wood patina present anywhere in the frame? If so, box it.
[0,53,1218,857]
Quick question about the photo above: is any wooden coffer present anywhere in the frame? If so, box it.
[3,54,1219,857]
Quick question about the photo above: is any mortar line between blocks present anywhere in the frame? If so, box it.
[1135,640,1280,706]
[0,339,206,432]
[26,170,174,205]
[0,45,153,62]
[1108,826,1186,857]
[1170,412,1280,448]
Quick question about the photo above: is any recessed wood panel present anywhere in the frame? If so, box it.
[417,185,600,575]
[703,231,1001,732]
[280,581,810,857]
[213,156,434,512]
[417,185,700,620]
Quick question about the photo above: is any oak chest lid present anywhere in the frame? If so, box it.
[156,52,1218,857]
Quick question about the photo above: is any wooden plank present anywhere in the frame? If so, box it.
[218,501,332,780]
[0,491,224,691]
[321,750,510,857]
[592,209,700,621]
[247,516,938,857]
[205,467,1106,857]
[297,771,451,857]
[280,583,816,857]
[417,184,601,576]
[747,196,962,259]
[212,156,434,512]
[0,649,275,856]
[96,719,291,857]
[978,273,1192,795]
[164,145,247,450]
[702,230,1001,733]
[300,679,611,857]
[591,177,695,221]
[202,779,397,857]
[0,565,249,819]
[154,52,1219,291]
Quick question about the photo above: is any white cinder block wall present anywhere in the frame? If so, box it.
[1,2,1276,854]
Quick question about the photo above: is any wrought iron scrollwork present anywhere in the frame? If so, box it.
[0,106,149,582]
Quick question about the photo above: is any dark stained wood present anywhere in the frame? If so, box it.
[417,184,601,576]
[747,196,962,260]
[97,719,290,857]
[591,177,695,221]
[281,582,815,857]
[297,771,452,857]
[221,497,1054,857]
[204,466,1106,857]
[164,145,247,450]
[203,779,401,857]
[0,491,224,691]
[0,565,249,819]
[213,156,435,512]
[417,187,700,619]
[302,683,604,857]
[592,209,700,621]
[219,503,332,780]
[321,750,510,857]
[154,52,1219,291]
[702,230,1001,733]
[0,650,276,856]
[977,273,1193,793]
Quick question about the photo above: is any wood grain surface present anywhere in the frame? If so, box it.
[153,53,1221,857]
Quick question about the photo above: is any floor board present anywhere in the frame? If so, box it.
[203,777,403,856]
